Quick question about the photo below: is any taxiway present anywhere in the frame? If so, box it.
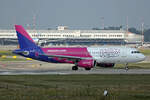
[0,60,150,75]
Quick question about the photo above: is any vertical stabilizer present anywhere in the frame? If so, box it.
[15,25,37,49]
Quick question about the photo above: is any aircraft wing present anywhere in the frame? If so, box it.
[40,54,92,61]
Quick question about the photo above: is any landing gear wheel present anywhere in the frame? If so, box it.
[125,67,129,71]
[72,66,78,70]
[85,68,91,70]
[125,63,129,71]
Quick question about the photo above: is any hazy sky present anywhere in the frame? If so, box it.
[0,0,150,29]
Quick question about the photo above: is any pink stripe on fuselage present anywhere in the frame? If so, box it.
[41,47,92,58]
[15,25,34,42]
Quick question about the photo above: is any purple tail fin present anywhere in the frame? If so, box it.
[15,25,37,49]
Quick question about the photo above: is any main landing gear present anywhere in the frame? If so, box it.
[72,60,79,70]
[72,66,78,70]
[72,60,92,71]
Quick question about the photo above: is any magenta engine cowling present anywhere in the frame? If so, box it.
[77,59,94,68]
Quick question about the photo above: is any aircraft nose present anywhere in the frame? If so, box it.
[139,54,146,61]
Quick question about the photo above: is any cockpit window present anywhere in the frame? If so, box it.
[131,51,140,54]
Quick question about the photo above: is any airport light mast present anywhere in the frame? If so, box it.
[101,17,104,29]
[33,14,40,46]
[141,22,144,46]
[126,16,129,33]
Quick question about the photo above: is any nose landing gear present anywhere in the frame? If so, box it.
[125,63,129,71]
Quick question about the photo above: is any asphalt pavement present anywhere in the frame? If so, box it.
[0,61,150,75]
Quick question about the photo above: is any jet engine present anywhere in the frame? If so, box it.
[97,63,115,68]
[77,59,95,68]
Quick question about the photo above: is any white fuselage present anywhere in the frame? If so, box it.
[87,46,145,64]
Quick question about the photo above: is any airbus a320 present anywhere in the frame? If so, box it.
[13,25,145,70]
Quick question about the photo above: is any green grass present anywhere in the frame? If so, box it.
[0,74,150,100]
[0,50,16,56]
[0,58,25,61]
[139,49,150,55]
[115,63,150,69]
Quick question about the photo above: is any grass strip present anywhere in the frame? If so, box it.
[0,74,150,100]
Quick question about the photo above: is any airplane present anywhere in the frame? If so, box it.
[13,25,145,70]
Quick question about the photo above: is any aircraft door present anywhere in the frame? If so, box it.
[121,49,127,62]
[122,49,127,57]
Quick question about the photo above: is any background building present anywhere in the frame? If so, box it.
[0,26,143,46]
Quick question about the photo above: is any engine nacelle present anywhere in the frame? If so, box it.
[97,63,115,68]
[78,59,95,68]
